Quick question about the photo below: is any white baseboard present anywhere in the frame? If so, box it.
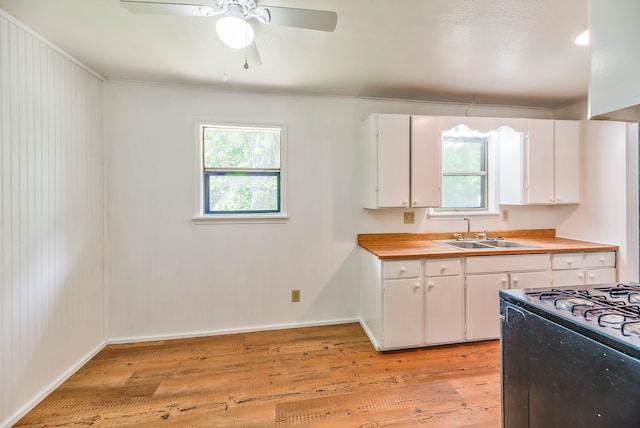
[358,320,382,351]
[107,318,361,345]
[3,341,106,428]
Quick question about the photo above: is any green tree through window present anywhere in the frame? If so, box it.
[441,135,488,210]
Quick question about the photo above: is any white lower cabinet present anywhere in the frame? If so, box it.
[424,259,463,345]
[552,252,617,287]
[464,254,550,341]
[360,249,616,351]
[382,278,423,349]
[465,273,508,341]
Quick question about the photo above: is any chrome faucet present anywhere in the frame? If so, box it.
[463,217,471,240]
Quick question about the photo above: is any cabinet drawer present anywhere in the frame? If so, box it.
[425,258,462,277]
[510,271,551,289]
[586,268,617,285]
[383,259,421,279]
[553,269,585,287]
[466,254,549,273]
[552,253,585,270]
[585,252,616,268]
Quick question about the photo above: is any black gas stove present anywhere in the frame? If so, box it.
[502,282,640,359]
[500,283,640,427]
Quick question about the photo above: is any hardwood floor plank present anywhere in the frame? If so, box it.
[14,323,501,427]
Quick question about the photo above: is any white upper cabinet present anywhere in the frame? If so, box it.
[410,115,441,208]
[362,114,411,208]
[589,0,640,122]
[553,121,580,204]
[500,119,580,205]
[526,119,554,204]
[362,113,440,208]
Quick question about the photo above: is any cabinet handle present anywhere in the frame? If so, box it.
[589,273,596,279]
[557,198,562,202]
[413,284,421,291]
[578,273,585,279]
[599,257,605,263]
[412,200,419,206]
[441,264,447,271]
[512,277,519,284]
[400,267,406,273]
[567,260,573,266]
[402,201,409,207]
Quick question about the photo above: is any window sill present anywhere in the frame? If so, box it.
[192,214,289,225]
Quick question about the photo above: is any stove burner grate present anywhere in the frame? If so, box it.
[525,285,640,337]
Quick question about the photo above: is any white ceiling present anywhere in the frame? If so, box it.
[0,0,589,108]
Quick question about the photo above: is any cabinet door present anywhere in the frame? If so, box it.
[377,114,410,208]
[465,273,509,341]
[410,115,441,207]
[382,279,423,349]
[526,119,555,204]
[425,276,463,345]
[553,120,580,204]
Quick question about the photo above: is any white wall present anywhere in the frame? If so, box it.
[0,11,105,427]
[104,81,562,342]
[554,99,639,282]
[555,120,639,282]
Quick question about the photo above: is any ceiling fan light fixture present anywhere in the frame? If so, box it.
[216,15,254,49]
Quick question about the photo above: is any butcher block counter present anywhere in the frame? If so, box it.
[358,229,618,260]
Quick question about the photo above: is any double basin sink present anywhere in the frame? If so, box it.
[434,239,537,250]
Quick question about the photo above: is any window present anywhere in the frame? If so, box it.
[200,123,286,218]
[438,126,494,213]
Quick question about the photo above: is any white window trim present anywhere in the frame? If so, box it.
[191,119,289,224]
[429,131,500,219]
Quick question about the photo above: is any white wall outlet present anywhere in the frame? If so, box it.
[501,210,509,221]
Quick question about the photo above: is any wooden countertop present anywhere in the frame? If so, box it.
[358,229,619,260]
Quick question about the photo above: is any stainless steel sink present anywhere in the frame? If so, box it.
[434,240,494,250]
[434,239,537,250]
[478,240,537,248]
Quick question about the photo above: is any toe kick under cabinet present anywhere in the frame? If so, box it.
[359,249,618,351]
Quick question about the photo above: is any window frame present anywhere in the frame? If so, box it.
[430,125,500,219]
[193,120,288,224]
[440,136,489,211]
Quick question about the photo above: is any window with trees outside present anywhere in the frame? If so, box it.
[201,123,284,216]
[440,133,489,211]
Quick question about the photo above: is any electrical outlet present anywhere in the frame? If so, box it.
[501,209,509,221]
[291,289,300,303]
[403,212,415,224]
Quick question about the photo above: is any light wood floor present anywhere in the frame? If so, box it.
[15,323,501,427]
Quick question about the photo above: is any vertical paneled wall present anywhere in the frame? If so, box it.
[0,12,105,426]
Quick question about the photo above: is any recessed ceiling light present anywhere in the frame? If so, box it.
[575,30,589,46]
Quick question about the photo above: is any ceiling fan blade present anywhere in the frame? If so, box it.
[120,0,220,16]
[264,6,337,32]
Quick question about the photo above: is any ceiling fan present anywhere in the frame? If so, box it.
[121,0,337,67]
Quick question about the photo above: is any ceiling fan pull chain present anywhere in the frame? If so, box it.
[244,22,249,69]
